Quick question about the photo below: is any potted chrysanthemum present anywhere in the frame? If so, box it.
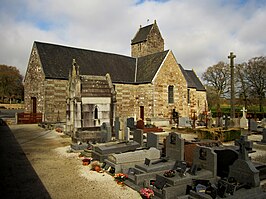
[114,173,128,185]
[140,188,154,199]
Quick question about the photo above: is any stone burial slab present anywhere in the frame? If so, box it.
[94,141,140,155]
[135,159,176,173]
[103,147,160,173]
[92,141,140,162]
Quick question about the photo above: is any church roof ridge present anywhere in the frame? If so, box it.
[131,23,153,45]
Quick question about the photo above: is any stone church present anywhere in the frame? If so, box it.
[24,20,207,125]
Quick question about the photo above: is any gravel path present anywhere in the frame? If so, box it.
[1,123,141,199]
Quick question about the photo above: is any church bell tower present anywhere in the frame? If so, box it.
[131,20,164,58]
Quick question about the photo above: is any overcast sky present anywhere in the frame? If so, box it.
[0,0,266,79]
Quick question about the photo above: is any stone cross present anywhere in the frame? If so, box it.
[236,135,252,160]
[241,107,247,119]
[228,52,236,119]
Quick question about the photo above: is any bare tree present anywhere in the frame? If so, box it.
[235,63,250,108]
[202,61,230,110]
[245,56,266,112]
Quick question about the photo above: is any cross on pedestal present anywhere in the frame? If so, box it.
[236,135,252,161]
[241,107,247,119]
[228,52,236,119]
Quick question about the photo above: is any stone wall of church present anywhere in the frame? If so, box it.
[114,83,154,119]
[131,23,164,58]
[152,51,188,119]
[24,46,46,114]
[44,79,68,122]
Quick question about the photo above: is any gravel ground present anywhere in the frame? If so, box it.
[1,124,141,199]
[1,123,266,198]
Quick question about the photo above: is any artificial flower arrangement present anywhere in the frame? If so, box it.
[114,173,128,185]
[140,188,154,199]
[90,160,102,172]
[163,169,176,178]
[82,158,93,166]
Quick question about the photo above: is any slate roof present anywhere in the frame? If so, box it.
[35,41,136,83]
[34,41,169,84]
[137,50,169,82]
[184,70,206,91]
[80,75,112,97]
[131,24,153,45]
[33,41,205,90]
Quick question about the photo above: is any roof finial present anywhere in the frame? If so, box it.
[72,58,76,66]
[154,19,157,24]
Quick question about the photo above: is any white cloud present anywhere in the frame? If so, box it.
[0,0,265,79]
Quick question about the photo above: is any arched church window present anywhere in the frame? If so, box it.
[168,85,174,103]
[94,106,98,119]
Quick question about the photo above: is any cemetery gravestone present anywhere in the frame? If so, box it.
[114,117,120,140]
[250,119,258,132]
[193,146,217,177]
[147,133,160,149]
[229,135,260,187]
[133,129,143,147]
[124,127,130,141]
[166,132,184,161]
[127,117,135,130]
[240,107,248,129]
[100,122,111,142]
[179,117,191,128]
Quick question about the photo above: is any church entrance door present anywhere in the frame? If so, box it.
[140,106,144,121]
[31,97,37,113]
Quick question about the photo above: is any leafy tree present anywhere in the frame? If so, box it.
[202,61,230,110]
[245,56,266,112]
[0,64,24,103]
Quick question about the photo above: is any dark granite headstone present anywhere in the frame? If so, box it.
[214,149,238,178]
[133,129,143,146]
[114,117,120,140]
[229,135,260,187]
[166,132,184,161]
[147,132,159,148]
[127,117,135,130]
[153,175,167,190]
[193,146,217,177]
[250,119,258,132]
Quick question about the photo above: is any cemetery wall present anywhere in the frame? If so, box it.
[24,46,46,115]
